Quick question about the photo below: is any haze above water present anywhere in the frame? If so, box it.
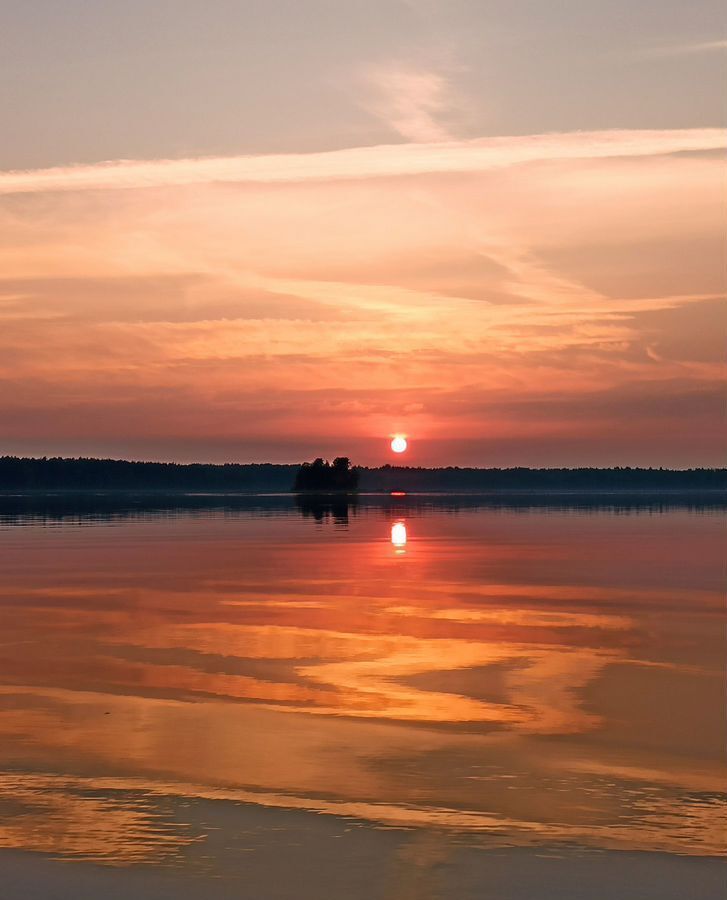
[0,501,724,899]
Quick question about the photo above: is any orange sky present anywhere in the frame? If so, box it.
[1,131,722,465]
[0,1,724,466]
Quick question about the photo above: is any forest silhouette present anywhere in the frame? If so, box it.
[0,455,725,494]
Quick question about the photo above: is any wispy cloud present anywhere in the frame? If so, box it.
[640,39,727,58]
[360,64,454,142]
[0,128,722,195]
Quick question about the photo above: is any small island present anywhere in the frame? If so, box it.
[293,457,359,493]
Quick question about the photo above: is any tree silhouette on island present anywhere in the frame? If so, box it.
[293,457,359,492]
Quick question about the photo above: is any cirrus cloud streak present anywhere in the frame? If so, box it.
[0,128,722,195]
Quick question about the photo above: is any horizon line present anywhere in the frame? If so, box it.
[0,454,723,473]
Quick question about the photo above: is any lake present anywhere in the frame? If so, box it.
[0,497,724,898]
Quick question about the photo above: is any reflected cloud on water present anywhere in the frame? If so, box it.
[0,504,724,876]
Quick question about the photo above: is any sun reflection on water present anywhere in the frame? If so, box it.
[390,521,407,551]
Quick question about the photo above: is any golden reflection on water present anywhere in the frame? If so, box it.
[0,506,724,867]
[391,520,407,551]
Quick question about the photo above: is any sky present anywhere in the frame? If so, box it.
[0,0,724,466]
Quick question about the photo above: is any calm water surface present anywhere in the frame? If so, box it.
[0,501,724,898]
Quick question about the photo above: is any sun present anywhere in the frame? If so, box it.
[391,435,408,454]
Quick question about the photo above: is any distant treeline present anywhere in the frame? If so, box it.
[360,465,727,493]
[0,456,725,494]
[0,456,297,492]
